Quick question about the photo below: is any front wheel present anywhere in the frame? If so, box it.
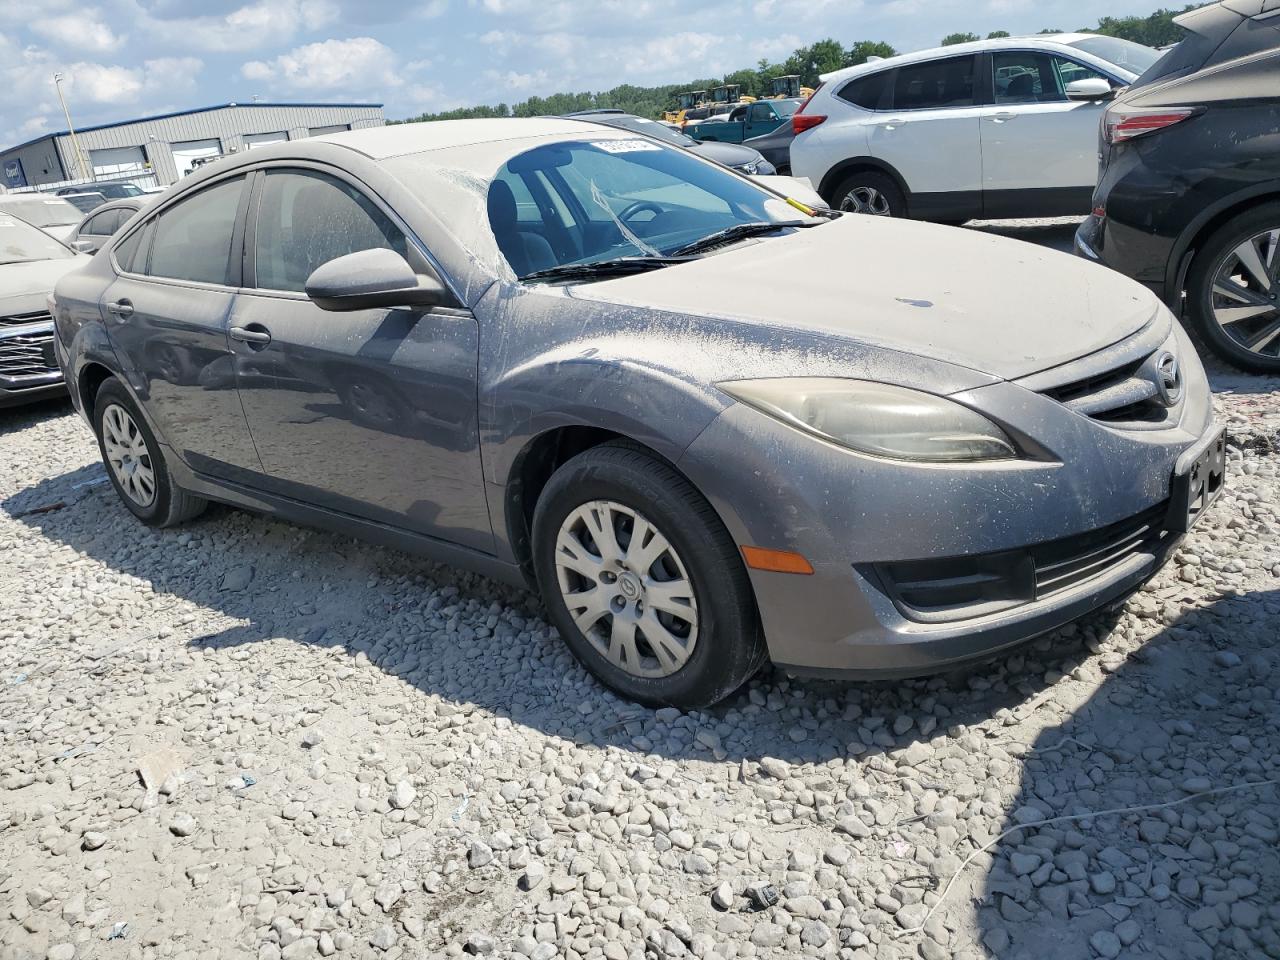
[531,443,766,709]
[829,170,906,217]
[1185,202,1280,375]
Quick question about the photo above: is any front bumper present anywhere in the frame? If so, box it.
[676,321,1219,678]
[0,319,66,409]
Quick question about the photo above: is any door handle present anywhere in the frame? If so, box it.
[880,118,908,129]
[106,299,133,318]
[229,324,272,347]
[989,111,1018,122]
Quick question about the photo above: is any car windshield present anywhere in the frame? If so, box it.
[1,198,82,227]
[487,138,803,278]
[0,215,74,263]
[1066,35,1162,76]
[587,115,695,147]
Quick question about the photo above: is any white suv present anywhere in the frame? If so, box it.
[790,34,1161,222]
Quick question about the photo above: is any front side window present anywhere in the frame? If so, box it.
[748,103,773,122]
[253,169,408,293]
[1052,56,1108,91]
[147,176,244,285]
[83,209,122,236]
[487,139,798,278]
[993,52,1058,103]
[891,56,977,110]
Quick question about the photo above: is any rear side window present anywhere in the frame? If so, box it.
[838,71,890,109]
[890,56,977,110]
[147,177,244,285]
[252,169,407,293]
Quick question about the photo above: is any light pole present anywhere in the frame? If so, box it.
[52,72,91,182]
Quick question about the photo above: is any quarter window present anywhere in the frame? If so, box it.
[837,71,890,110]
[890,56,977,110]
[253,169,407,293]
[146,177,244,285]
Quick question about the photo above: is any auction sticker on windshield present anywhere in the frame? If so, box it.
[594,140,663,154]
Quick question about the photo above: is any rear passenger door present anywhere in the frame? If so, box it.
[978,51,1113,217]
[867,55,984,219]
[100,175,265,482]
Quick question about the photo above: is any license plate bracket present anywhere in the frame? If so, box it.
[1169,428,1226,534]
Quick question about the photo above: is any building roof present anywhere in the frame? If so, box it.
[2,102,384,156]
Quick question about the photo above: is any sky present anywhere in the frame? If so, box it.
[1,0,1167,145]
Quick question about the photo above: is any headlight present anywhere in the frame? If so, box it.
[719,378,1017,462]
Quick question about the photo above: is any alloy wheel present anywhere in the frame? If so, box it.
[839,185,892,216]
[1209,228,1280,358]
[101,403,157,507]
[553,499,698,679]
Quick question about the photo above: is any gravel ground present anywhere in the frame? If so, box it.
[2,255,1279,960]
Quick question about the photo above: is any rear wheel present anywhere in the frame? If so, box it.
[829,170,906,218]
[1185,203,1280,375]
[531,443,766,709]
[93,377,206,527]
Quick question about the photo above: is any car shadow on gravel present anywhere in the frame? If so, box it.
[0,395,73,433]
[4,461,1164,770]
[968,588,1279,960]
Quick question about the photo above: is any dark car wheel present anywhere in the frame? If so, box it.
[93,377,207,527]
[1186,203,1280,375]
[531,442,766,709]
[829,170,906,218]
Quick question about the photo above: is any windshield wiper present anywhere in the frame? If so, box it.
[520,256,692,283]
[670,219,820,257]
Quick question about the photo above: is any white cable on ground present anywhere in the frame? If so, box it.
[893,777,1280,938]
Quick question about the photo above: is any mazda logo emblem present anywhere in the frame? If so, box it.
[1154,351,1182,406]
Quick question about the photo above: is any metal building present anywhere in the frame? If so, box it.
[1,102,384,190]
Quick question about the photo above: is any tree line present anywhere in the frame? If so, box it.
[394,5,1203,124]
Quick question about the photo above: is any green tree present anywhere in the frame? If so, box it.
[986,30,1010,38]
[846,40,896,66]
[941,31,980,45]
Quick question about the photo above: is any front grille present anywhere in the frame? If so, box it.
[0,331,58,380]
[0,310,51,328]
[1041,353,1168,425]
[871,500,1172,622]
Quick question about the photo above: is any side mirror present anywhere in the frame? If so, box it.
[70,238,97,254]
[1066,78,1116,102]
[304,248,449,312]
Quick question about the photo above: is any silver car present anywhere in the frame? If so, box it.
[52,119,1224,708]
[2,215,87,407]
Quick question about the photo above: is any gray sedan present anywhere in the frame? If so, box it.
[52,118,1223,708]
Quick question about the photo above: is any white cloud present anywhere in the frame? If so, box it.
[143,0,339,52]
[20,115,51,135]
[242,36,400,90]
[31,12,123,52]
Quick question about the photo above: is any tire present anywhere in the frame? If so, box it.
[1185,202,1280,375]
[828,170,907,218]
[92,377,207,527]
[531,442,766,709]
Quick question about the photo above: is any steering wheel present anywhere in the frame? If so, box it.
[618,200,664,223]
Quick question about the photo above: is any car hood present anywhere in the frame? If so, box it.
[577,215,1160,382]
[0,256,86,316]
[688,141,762,167]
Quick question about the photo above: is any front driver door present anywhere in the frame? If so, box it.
[978,51,1112,218]
[227,166,492,551]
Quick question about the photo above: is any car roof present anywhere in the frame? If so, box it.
[312,118,605,161]
[817,33,1105,83]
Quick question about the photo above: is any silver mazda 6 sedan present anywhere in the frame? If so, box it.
[51,118,1225,709]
